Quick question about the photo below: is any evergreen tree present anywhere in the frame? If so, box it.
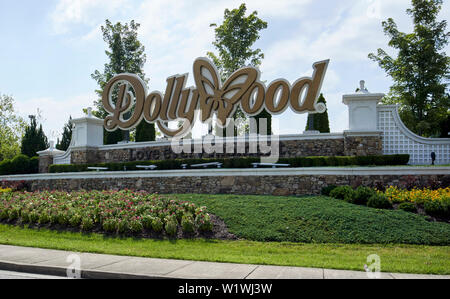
[369,0,449,137]
[135,121,155,142]
[305,94,330,133]
[207,3,271,136]
[21,115,49,157]
[91,19,154,144]
[56,116,73,151]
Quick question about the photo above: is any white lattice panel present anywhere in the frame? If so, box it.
[377,106,450,165]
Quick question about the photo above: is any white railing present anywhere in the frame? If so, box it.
[377,105,450,165]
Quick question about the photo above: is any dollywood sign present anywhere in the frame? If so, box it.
[102,57,329,137]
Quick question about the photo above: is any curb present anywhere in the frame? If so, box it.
[0,260,170,279]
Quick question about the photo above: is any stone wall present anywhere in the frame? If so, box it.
[68,135,381,165]
[6,172,449,196]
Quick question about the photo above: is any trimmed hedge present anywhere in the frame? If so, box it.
[0,155,39,175]
[48,154,410,173]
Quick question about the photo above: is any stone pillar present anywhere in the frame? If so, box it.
[37,141,65,173]
[70,108,104,164]
[342,81,384,156]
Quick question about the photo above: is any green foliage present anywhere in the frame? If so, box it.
[91,19,151,144]
[367,194,393,209]
[56,116,72,151]
[48,154,410,173]
[330,186,355,201]
[164,217,178,236]
[424,197,449,218]
[0,154,38,175]
[398,202,418,213]
[81,217,94,231]
[151,217,163,233]
[369,0,449,137]
[207,3,270,135]
[0,190,212,236]
[354,186,377,205]
[305,94,331,133]
[21,115,49,157]
[321,185,337,196]
[180,194,450,245]
[181,214,195,233]
[0,94,26,161]
[135,121,156,142]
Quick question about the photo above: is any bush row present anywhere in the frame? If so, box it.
[0,155,39,175]
[0,190,213,236]
[48,154,410,173]
[325,185,450,219]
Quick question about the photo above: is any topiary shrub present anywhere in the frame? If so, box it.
[398,202,417,213]
[329,186,355,201]
[321,185,337,196]
[354,186,376,205]
[367,194,392,209]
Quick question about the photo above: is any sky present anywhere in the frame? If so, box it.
[0,0,449,141]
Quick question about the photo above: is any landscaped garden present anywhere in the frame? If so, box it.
[0,186,449,274]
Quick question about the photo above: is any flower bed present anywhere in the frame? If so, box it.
[0,190,216,238]
[326,185,450,220]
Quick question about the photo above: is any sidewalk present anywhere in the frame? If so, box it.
[0,245,447,279]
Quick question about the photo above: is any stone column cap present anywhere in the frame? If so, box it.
[37,141,65,157]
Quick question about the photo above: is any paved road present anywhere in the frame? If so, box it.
[0,270,62,279]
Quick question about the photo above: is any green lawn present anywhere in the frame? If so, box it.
[0,193,449,274]
[0,224,449,274]
[172,194,450,245]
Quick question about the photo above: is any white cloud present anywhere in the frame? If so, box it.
[50,0,129,34]
[16,93,96,141]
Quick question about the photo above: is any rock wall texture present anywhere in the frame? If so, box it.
[7,174,449,196]
[68,136,382,166]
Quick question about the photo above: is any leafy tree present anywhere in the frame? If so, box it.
[207,3,271,136]
[369,0,449,137]
[0,94,26,161]
[56,116,73,151]
[21,115,49,157]
[305,94,330,133]
[91,19,155,144]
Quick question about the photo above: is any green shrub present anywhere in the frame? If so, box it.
[48,155,410,173]
[0,154,39,175]
[117,219,130,234]
[102,218,117,232]
[165,217,178,236]
[8,208,20,220]
[181,214,195,233]
[354,186,376,205]
[151,217,163,232]
[330,186,355,201]
[321,185,337,196]
[195,213,213,232]
[129,218,143,233]
[424,198,449,218]
[81,217,94,231]
[38,212,50,224]
[29,211,39,223]
[367,194,392,209]
[69,214,82,227]
[398,202,417,213]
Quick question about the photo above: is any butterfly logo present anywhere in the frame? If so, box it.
[193,58,258,127]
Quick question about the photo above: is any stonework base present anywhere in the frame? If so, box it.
[8,174,449,196]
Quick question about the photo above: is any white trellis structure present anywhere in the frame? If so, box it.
[377,105,450,165]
